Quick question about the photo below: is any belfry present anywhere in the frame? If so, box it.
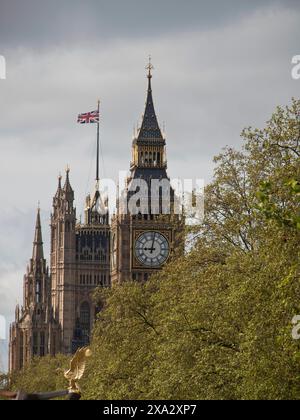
[111,59,184,284]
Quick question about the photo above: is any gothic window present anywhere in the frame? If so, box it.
[33,332,38,356]
[40,332,45,357]
[25,331,29,361]
[51,228,55,251]
[36,280,41,304]
[29,280,33,303]
[19,331,24,369]
[79,302,90,346]
[59,222,63,244]
[52,333,56,357]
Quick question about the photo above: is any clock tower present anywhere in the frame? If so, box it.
[111,61,184,284]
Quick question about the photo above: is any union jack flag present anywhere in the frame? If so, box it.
[77,110,100,124]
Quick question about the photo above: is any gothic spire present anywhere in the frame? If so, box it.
[55,173,62,197]
[137,57,164,142]
[63,166,73,193]
[32,206,44,261]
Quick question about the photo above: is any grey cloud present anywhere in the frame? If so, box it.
[0,0,299,49]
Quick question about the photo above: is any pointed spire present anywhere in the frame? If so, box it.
[137,57,164,142]
[55,173,62,198]
[63,166,73,193]
[32,206,44,260]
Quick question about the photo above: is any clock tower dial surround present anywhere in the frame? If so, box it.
[133,230,171,268]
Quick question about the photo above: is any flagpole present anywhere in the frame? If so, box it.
[96,99,100,187]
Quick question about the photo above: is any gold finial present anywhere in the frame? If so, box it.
[146,55,154,79]
[66,164,70,173]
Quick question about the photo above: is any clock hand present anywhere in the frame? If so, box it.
[150,233,156,254]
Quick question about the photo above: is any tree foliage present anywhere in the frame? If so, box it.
[9,99,300,400]
[10,355,69,396]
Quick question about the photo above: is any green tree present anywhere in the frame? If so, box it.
[9,99,300,400]
[10,354,69,396]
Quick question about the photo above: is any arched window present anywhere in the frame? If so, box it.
[33,332,38,356]
[19,331,24,369]
[79,302,90,345]
[40,332,45,357]
[36,280,41,304]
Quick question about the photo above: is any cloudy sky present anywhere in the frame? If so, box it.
[0,0,299,370]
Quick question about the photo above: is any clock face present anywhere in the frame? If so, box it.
[135,231,170,268]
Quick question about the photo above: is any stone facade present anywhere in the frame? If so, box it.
[9,175,111,372]
[9,210,61,372]
[50,171,110,355]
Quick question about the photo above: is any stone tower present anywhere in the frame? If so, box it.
[50,169,110,354]
[111,63,184,284]
[72,184,110,353]
[50,169,77,354]
[9,209,60,372]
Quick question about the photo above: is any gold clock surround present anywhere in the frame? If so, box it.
[132,229,172,269]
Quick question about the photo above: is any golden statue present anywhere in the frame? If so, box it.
[64,346,92,394]
[0,347,92,400]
